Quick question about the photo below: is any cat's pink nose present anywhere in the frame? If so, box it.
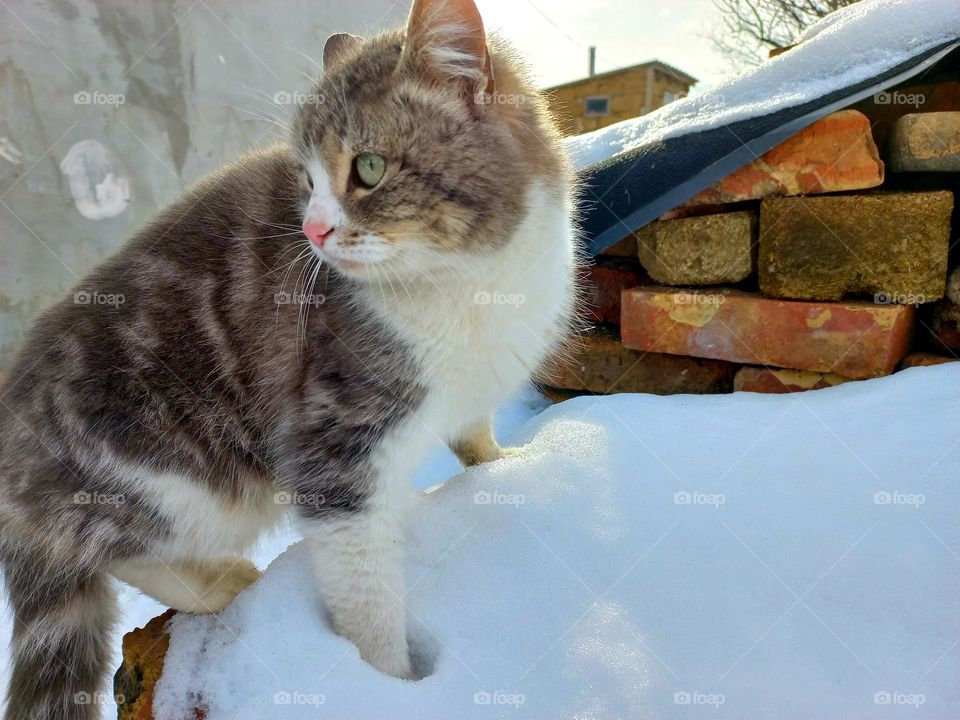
[303,219,334,247]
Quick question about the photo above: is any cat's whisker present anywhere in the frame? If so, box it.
[208,230,304,242]
[281,62,318,86]
[286,46,324,72]
[220,102,289,131]
[302,256,325,353]
[230,203,303,232]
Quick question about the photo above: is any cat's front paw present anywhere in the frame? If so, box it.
[361,643,417,681]
[497,445,525,460]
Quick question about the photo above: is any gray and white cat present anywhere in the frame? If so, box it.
[0,0,576,716]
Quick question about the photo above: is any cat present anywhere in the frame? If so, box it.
[0,0,577,716]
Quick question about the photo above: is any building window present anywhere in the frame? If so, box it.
[584,96,610,116]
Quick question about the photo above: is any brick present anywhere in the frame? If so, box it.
[931,268,960,352]
[597,235,637,258]
[620,287,915,379]
[734,366,852,394]
[116,610,176,720]
[583,258,647,326]
[759,191,953,303]
[853,80,960,152]
[544,328,735,395]
[900,352,958,370]
[889,112,960,172]
[659,203,732,222]
[680,110,883,207]
[635,211,756,286]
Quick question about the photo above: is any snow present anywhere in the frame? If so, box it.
[565,0,960,169]
[0,387,547,717]
[155,365,960,719]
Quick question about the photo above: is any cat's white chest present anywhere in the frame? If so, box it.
[373,180,575,447]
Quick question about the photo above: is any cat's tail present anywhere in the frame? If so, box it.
[3,556,117,720]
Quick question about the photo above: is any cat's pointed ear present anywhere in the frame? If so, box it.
[323,33,365,71]
[403,0,495,94]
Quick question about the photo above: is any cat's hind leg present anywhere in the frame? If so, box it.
[112,556,261,613]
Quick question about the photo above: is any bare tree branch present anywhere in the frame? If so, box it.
[711,0,862,68]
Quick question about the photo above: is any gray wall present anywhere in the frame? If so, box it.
[0,0,407,372]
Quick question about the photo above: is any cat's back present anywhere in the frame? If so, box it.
[0,146,305,458]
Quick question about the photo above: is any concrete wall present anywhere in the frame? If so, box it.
[0,0,407,372]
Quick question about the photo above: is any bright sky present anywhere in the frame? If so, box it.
[474,0,738,93]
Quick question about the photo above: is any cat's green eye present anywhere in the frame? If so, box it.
[354,153,386,189]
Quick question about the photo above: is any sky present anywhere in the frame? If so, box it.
[472,0,739,93]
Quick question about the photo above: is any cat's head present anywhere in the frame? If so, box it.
[290,0,563,280]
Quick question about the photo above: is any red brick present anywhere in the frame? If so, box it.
[582,259,647,326]
[597,235,637,258]
[543,328,735,395]
[621,287,915,379]
[900,352,958,369]
[116,610,177,720]
[734,366,852,394]
[680,110,883,208]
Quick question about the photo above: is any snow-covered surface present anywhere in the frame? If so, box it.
[0,387,548,717]
[156,366,960,719]
[565,0,960,169]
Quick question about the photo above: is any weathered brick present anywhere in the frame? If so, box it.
[620,287,915,379]
[583,259,647,326]
[544,328,735,395]
[634,211,756,286]
[759,191,953,302]
[854,80,960,152]
[900,352,958,370]
[931,267,960,351]
[680,110,883,207]
[734,366,852,394]
[597,235,637,258]
[889,112,960,172]
[116,610,176,720]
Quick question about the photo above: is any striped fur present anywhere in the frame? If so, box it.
[0,0,576,712]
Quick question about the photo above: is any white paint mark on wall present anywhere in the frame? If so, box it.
[59,139,130,220]
[0,137,23,164]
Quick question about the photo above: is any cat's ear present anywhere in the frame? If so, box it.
[323,33,365,71]
[403,0,495,95]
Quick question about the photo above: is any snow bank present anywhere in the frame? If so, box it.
[565,0,960,169]
[156,365,960,719]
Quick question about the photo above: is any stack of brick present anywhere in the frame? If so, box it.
[546,92,960,397]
